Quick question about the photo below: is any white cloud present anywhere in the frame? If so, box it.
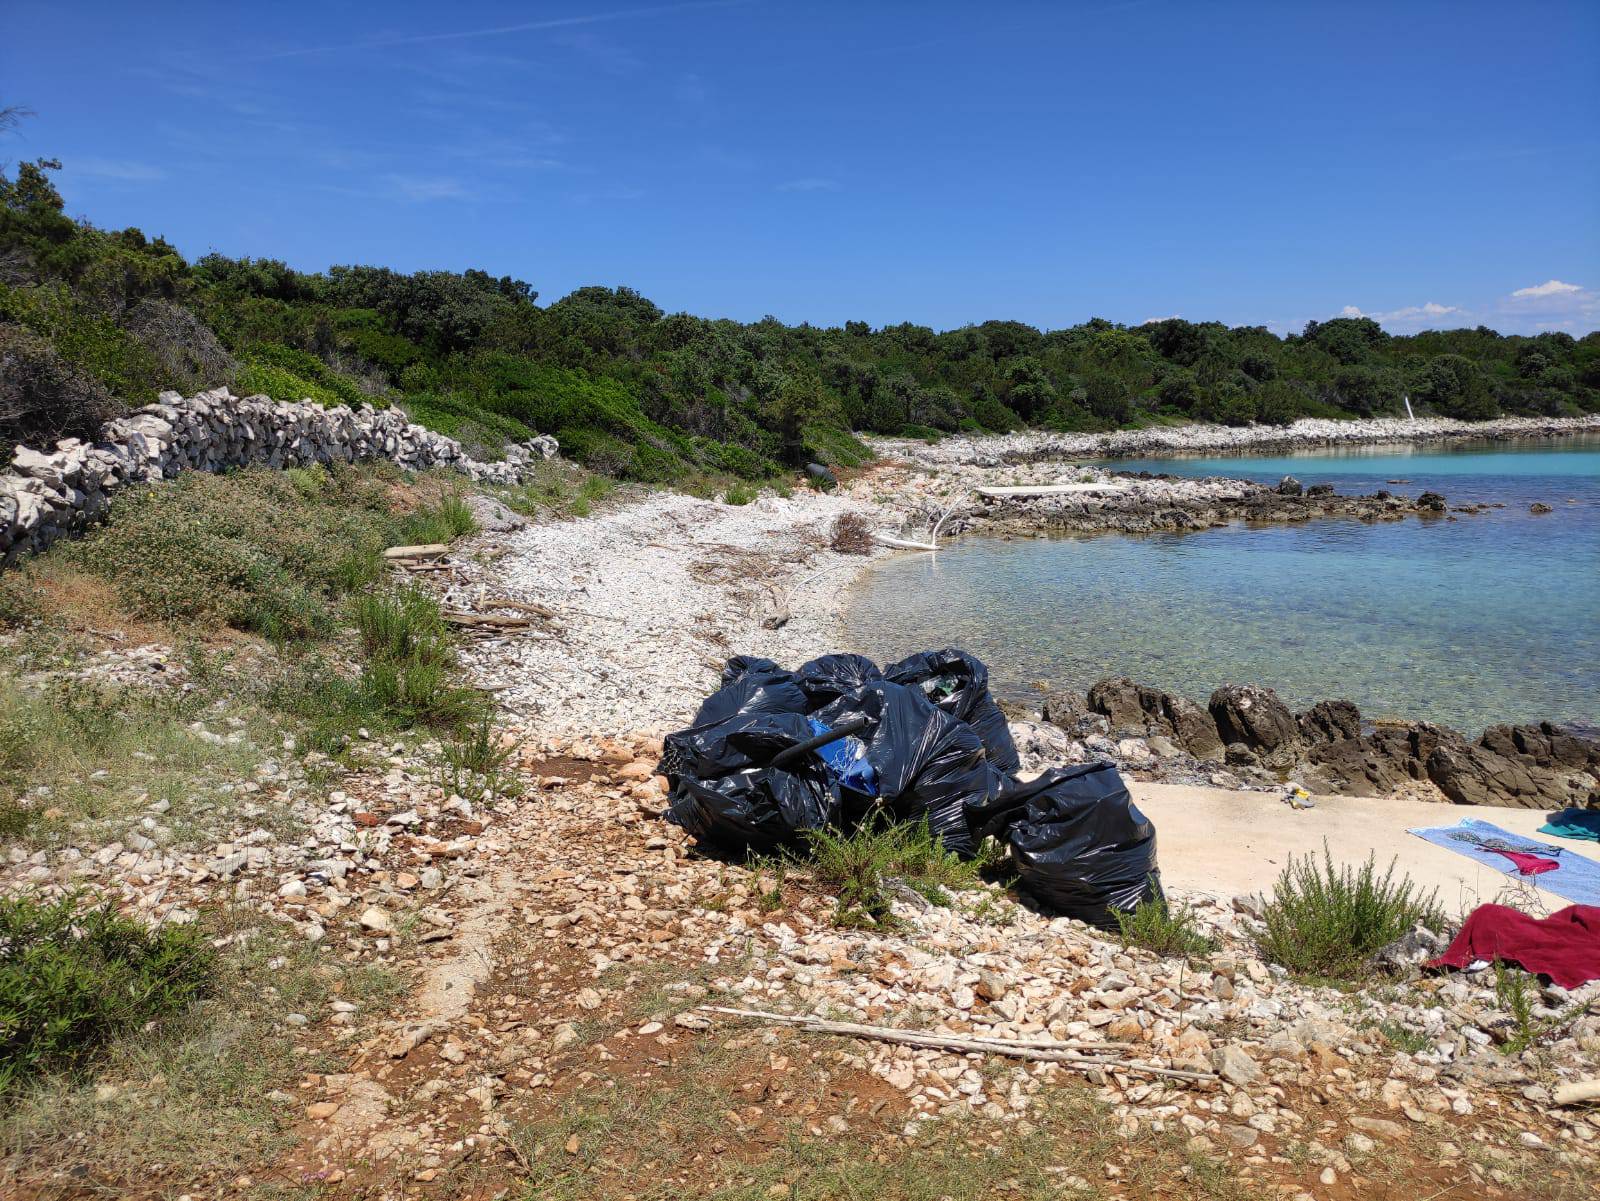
[69,158,167,182]
[1141,315,1181,324]
[776,177,839,192]
[1334,301,1462,328]
[1510,279,1583,300]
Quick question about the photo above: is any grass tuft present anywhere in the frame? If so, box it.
[1114,894,1218,959]
[802,817,988,928]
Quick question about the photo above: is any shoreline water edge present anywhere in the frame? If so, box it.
[457,414,1600,814]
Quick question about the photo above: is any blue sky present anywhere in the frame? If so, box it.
[4,1,1597,335]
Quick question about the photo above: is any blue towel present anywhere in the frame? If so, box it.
[1539,808,1600,843]
[1409,818,1600,907]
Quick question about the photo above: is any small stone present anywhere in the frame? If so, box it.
[1212,1044,1260,1087]
[551,1023,580,1051]
[1345,1132,1376,1155]
[359,906,392,933]
[1349,1116,1405,1140]
[575,988,602,1010]
[307,1101,339,1120]
[975,971,1008,1002]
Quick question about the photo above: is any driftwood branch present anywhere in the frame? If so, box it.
[1554,1079,1600,1106]
[873,534,938,551]
[384,543,449,560]
[698,1006,1217,1083]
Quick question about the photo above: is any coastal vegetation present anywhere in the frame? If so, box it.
[4,146,1599,483]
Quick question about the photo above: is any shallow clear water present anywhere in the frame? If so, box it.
[843,436,1600,733]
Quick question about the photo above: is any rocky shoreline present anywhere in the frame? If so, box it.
[436,426,1595,812]
[875,412,1600,468]
[1006,675,1600,811]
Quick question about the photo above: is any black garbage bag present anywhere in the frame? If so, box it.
[721,655,784,687]
[817,680,998,858]
[795,653,883,710]
[661,710,841,853]
[997,762,1162,928]
[884,648,1021,774]
[689,657,807,728]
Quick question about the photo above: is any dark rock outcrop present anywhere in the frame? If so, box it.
[1209,684,1298,754]
[1425,741,1578,809]
[1297,699,1362,744]
[1416,491,1447,512]
[1084,676,1222,759]
[1304,736,1411,796]
[1276,475,1303,496]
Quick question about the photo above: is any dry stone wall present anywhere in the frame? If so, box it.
[0,387,558,564]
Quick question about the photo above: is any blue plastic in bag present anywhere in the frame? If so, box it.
[807,717,879,796]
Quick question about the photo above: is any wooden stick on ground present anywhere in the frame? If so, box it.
[384,543,449,560]
[699,1006,1217,1083]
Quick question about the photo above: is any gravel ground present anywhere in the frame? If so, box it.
[451,487,889,738]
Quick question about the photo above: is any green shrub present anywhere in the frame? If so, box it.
[233,344,374,409]
[1255,846,1446,979]
[60,465,426,636]
[439,712,520,801]
[1113,894,1218,959]
[0,893,214,1093]
[723,482,757,506]
[361,650,478,729]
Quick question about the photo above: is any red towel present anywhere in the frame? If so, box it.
[1427,904,1600,989]
[1490,849,1561,876]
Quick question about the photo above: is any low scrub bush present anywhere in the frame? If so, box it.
[60,464,470,639]
[352,586,449,663]
[399,493,477,544]
[1114,895,1218,959]
[0,893,214,1093]
[1255,846,1446,978]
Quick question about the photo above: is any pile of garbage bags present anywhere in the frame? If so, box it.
[659,650,1161,927]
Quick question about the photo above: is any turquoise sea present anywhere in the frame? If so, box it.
[843,436,1600,734]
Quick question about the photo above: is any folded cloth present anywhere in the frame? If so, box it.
[1539,808,1600,843]
[1427,904,1600,989]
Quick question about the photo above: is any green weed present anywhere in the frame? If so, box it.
[803,817,987,928]
[1114,893,1218,960]
[439,711,521,801]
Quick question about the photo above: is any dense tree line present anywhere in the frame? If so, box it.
[4,153,1598,479]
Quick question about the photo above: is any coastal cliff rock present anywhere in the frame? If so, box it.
[1426,740,1595,809]
[1297,699,1362,743]
[1480,722,1600,773]
[1044,678,1600,809]
[1085,676,1222,759]
[1209,684,1299,754]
